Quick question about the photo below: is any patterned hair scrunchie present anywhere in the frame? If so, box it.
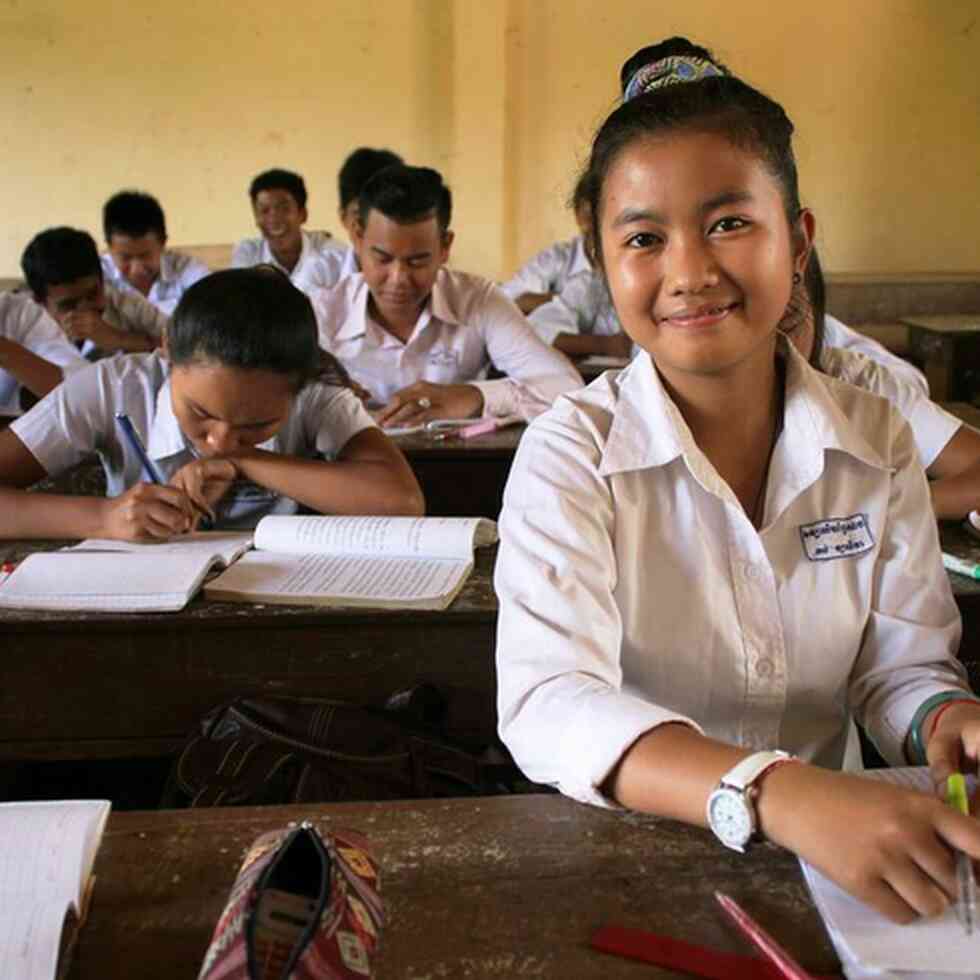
[624,55,727,102]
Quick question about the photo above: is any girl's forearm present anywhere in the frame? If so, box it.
[0,488,108,540]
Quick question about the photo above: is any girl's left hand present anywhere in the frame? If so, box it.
[168,457,238,527]
[376,381,484,429]
[925,700,980,792]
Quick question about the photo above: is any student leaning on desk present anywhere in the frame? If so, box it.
[495,40,980,931]
[0,267,422,541]
[310,164,582,430]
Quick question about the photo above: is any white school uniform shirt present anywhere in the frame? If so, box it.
[824,313,928,395]
[820,346,960,469]
[231,230,348,296]
[527,269,623,346]
[495,341,966,808]
[100,251,210,316]
[10,351,375,529]
[310,268,583,420]
[500,236,591,300]
[0,292,86,415]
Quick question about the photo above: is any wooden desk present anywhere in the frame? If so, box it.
[904,314,980,402]
[393,425,524,518]
[70,795,841,979]
[944,400,980,430]
[0,541,498,763]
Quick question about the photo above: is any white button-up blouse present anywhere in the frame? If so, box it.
[495,342,967,807]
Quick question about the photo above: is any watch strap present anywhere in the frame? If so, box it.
[721,750,792,791]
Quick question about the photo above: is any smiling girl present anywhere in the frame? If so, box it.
[495,57,980,924]
[0,267,423,540]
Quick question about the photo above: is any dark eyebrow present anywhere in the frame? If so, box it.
[611,206,666,229]
[188,399,278,428]
[369,246,432,261]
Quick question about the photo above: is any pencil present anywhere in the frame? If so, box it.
[715,891,815,980]
[946,773,977,935]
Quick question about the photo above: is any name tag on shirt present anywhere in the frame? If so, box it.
[799,514,875,562]
[427,349,459,369]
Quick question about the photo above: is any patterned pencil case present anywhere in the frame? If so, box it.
[197,822,383,979]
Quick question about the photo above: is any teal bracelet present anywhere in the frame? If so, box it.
[907,691,980,765]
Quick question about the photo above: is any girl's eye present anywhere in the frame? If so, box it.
[711,217,750,234]
[625,232,662,249]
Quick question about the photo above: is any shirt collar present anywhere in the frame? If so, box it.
[599,338,888,483]
[146,375,189,461]
[334,268,455,343]
[261,230,313,276]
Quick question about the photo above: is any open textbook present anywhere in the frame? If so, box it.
[0,531,253,612]
[801,767,979,980]
[0,799,110,980]
[204,514,497,610]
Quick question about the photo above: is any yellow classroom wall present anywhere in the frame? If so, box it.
[1,0,978,281]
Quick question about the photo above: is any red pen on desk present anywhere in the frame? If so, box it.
[715,891,816,980]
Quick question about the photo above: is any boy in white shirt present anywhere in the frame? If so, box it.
[232,168,345,296]
[100,191,210,316]
[0,292,86,415]
[22,227,168,359]
[311,164,582,428]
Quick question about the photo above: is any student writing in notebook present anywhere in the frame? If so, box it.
[495,53,980,926]
[0,267,423,540]
[311,164,582,428]
[100,190,210,316]
[626,38,980,521]
[232,168,345,296]
[21,227,168,359]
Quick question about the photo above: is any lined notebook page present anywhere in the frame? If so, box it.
[0,552,216,611]
[0,800,110,980]
[801,767,979,979]
[65,531,254,567]
[206,552,470,609]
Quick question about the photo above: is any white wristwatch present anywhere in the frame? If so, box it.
[706,750,793,853]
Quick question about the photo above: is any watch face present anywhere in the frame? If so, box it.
[707,787,754,850]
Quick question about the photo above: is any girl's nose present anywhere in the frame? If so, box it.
[663,236,720,294]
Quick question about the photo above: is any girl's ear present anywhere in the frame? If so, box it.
[793,209,816,279]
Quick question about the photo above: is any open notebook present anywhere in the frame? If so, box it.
[801,767,979,979]
[205,515,497,610]
[0,532,253,612]
[0,799,111,980]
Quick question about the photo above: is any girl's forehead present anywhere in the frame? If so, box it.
[600,130,777,211]
[172,360,295,400]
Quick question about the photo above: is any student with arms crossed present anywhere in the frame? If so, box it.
[100,191,210,316]
[0,292,86,415]
[22,227,168,359]
[495,55,980,926]
[232,168,345,296]
[0,268,423,540]
[622,38,979,520]
[311,164,582,429]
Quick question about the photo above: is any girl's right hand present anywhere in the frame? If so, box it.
[100,482,195,541]
[758,763,980,924]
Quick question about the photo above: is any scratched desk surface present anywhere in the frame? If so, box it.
[70,794,841,980]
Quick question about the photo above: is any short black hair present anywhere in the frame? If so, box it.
[338,148,404,210]
[21,227,102,302]
[168,267,320,388]
[358,165,452,234]
[103,191,167,242]
[248,169,307,209]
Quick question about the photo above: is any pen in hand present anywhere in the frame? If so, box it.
[946,773,977,936]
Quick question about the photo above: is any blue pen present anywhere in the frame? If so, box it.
[115,412,164,484]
